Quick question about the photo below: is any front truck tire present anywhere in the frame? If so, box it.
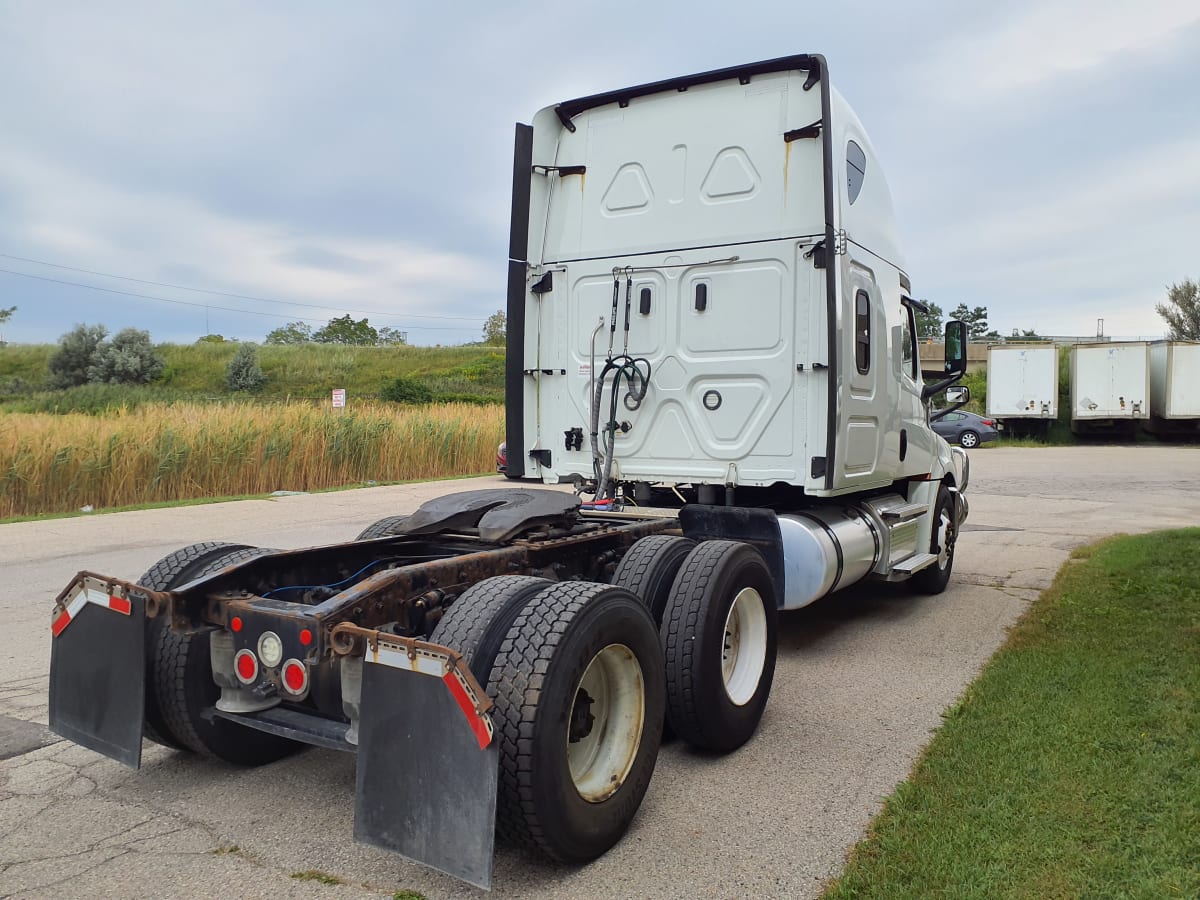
[660,540,778,753]
[487,582,665,863]
[138,542,300,765]
[909,485,958,595]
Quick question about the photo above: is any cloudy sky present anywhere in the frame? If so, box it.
[0,1,1196,346]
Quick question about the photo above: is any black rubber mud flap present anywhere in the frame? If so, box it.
[48,578,146,769]
[354,651,499,889]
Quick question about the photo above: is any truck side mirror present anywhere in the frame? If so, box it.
[944,320,968,375]
[945,386,970,404]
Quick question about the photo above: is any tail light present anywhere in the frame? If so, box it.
[982,419,994,426]
[281,659,309,695]
[234,649,259,684]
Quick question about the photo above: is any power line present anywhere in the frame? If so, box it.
[0,267,478,331]
[0,251,484,321]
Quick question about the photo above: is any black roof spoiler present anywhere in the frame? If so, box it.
[554,53,825,132]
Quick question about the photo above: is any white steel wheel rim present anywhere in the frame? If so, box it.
[935,509,954,570]
[722,588,768,706]
[567,643,645,803]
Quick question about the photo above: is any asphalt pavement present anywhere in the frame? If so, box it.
[1,446,1197,898]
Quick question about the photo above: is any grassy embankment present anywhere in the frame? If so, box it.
[0,342,506,407]
[824,529,1200,899]
[0,401,504,518]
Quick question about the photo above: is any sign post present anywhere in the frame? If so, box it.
[332,388,347,412]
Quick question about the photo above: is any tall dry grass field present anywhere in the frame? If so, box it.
[0,401,504,518]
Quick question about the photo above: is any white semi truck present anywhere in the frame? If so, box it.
[1146,340,1200,435]
[1069,341,1150,434]
[985,343,1058,435]
[48,54,969,890]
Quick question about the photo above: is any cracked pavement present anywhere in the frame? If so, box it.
[2,448,1198,898]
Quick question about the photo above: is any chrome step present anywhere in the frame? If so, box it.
[881,502,927,521]
[891,552,938,574]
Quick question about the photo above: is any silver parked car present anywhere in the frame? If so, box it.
[931,411,999,449]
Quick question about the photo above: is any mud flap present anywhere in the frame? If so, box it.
[353,647,499,890]
[48,577,146,768]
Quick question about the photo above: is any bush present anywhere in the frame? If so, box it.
[380,376,434,404]
[225,343,267,392]
[87,328,165,385]
[48,324,108,388]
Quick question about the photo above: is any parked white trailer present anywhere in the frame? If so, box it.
[985,343,1058,432]
[1069,341,1150,433]
[1147,340,1200,434]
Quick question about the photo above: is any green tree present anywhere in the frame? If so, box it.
[313,314,378,345]
[197,333,226,343]
[482,310,506,346]
[225,342,267,392]
[265,321,312,344]
[1156,279,1200,340]
[914,302,944,339]
[48,324,108,388]
[0,305,15,325]
[87,328,165,384]
[950,303,991,340]
[377,326,408,346]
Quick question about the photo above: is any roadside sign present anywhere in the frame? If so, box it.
[332,388,346,409]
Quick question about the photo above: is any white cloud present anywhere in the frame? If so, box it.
[924,0,1200,101]
[0,147,493,326]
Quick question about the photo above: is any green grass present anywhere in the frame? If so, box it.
[824,529,1200,900]
[290,870,345,885]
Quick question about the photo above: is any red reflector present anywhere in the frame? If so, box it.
[230,616,243,633]
[108,595,131,615]
[235,650,257,683]
[299,628,313,646]
[282,660,307,694]
[51,610,72,638]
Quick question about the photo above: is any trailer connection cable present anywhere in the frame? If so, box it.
[258,558,428,601]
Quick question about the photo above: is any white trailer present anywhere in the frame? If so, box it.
[1069,341,1150,433]
[1147,340,1200,434]
[985,343,1058,434]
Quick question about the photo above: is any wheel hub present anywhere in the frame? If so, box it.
[569,688,596,743]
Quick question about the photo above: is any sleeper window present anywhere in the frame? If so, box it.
[847,141,866,205]
[855,290,871,374]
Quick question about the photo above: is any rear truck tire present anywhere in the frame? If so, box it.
[610,535,696,625]
[909,486,957,595]
[138,541,258,749]
[428,575,552,684]
[487,582,665,863]
[660,540,778,753]
[355,515,410,540]
[959,430,980,449]
[138,543,300,765]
